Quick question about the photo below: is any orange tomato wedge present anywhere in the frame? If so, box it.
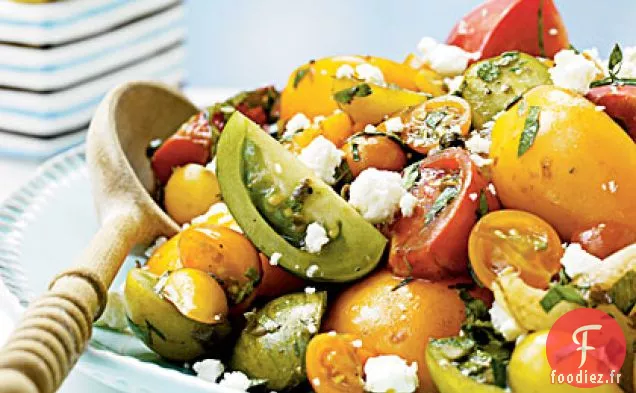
[306,333,375,393]
[468,210,563,289]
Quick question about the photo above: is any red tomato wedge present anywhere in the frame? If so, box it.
[151,112,214,184]
[389,149,499,280]
[586,85,636,142]
[446,0,569,60]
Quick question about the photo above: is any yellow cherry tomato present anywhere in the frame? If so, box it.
[468,210,563,290]
[159,268,229,325]
[342,134,407,177]
[164,163,221,225]
[509,331,623,393]
[320,110,354,147]
[178,224,261,307]
[145,235,183,275]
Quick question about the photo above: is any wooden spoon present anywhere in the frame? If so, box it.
[0,82,198,393]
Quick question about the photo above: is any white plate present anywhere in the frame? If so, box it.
[0,145,239,392]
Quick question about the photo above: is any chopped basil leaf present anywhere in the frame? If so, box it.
[608,270,636,314]
[293,68,310,88]
[491,358,508,388]
[477,62,501,82]
[540,285,588,312]
[425,186,459,225]
[402,160,422,190]
[477,190,489,219]
[517,106,541,157]
[391,277,414,292]
[608,43,624,78]
[537,0,546,57]
[245,267,260,281]
[494,51,520,67]
[590,77,636,88]
[333,83,372,104]
[425,110,447,129]
[351,142,361,161]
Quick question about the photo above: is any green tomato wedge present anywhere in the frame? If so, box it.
[230,292,327,391]
[216,112,386,282]
[426,338,507,393]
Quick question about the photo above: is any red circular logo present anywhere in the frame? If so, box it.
[546,308,626,388]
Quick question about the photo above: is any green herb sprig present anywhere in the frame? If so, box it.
[590,44,636,88]
[517,106,541,157]
[425,186,459,224]
[333,83,373,104]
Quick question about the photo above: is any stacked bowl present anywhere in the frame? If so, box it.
[0,0,186,158]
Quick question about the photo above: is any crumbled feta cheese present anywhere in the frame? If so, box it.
[399,193,418,217]
[384,117,404,133]
[269,252,282,266]
[470,153,494,167]
[306,264,320,277]
[489,301,526,341]
[312,377,321,387]
[355,63,385,85]
[416,37,475,76]
[351,339,363,348]
[94,291,129,332]
[444,75,465,93]
[193,359,225,383]
[335,64,355,79]
[218,371,251,391]
[465,132,491,155]
[549,49,598,94]
[312,115,326,127]
[617,46,636,79]
[488,183,497,195]
[468,192,478,201]
[305,286,316,294]
[205,157,217,173]
[349,168,409,224]
[602,180,618,193]
[595,105,606,112]
[304,223,330,254]
[284,113,311,137]
[561,243,601,278]
[191,202,243,233]
[298,136,344,185]
[364,355,419,393]
[145,236,167,257]
[364,124,377,133]
[548,28,559,36]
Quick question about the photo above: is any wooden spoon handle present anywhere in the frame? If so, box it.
[0,212,141,393]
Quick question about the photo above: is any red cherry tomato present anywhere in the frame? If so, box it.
[388,148,500,280]
[571,222,636,259]
[447,0,569,60]
[151,112,213,184]
[586,85,636,142]
[255,253,305,299]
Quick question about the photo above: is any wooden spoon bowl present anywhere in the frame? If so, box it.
[0,82,198,393]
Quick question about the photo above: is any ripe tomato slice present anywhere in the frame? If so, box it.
[446,0,569,60]
[151,112,214,184]
[570,222,636,259]
[468,210,563,289]
[389,148,499,280]
[306,333,375,393]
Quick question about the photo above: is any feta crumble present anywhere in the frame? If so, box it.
[549,49,598,94]
[191,202,243,233]
[549,28,559,36]
[306,264,320,277]
[269,252,282,266]
[489,301,526,341]
[298,136,344,185]
[218,371,252,391]
[335,64,355,79]
[304,222,330,254]
[364,355,419,393]
[470,153,494,167]
[284,113,311,137]
[193,359,225,383]
[465,132,491,155]
[444,75,465,94]
[416,37,475,76]
[348,168,409,224]
[305,286,316,294]
[355,63,385,85]
[364,124,378,133]
[384,117,405,133]
[399,193,418,217]
[561,243,601,278]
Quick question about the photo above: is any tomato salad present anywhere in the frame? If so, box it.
[100,1,636,392]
